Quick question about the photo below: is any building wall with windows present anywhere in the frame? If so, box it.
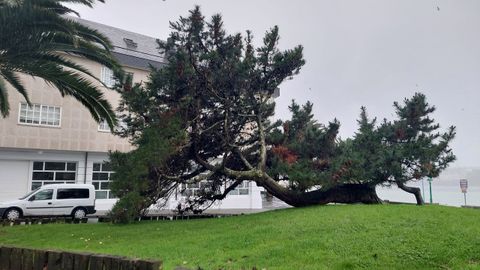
[0,56,148,153]
[0,18,264,211]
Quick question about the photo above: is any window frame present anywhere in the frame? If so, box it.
[100,66,116,88]
[56,188,90,200]
[228,181,250,196]
[125,72,134,82]
[31,161,77,190]
[92,162,115,199]
[30,189,54,201]
[18,103,62,128]
[97,119,110,132]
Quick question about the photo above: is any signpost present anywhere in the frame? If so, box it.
[460,179,468,206]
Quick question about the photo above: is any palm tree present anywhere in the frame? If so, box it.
[0,0,123,128]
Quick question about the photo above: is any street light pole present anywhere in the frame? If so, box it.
[428,177,433,204]
[460,179,468,206]
[421,178,425,200]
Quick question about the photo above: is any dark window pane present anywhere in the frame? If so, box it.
[55,172,76,181]
[96,173,109,180]
[100,182,110,190]
[239,189,249,195]
[57,189,72,199]
[32,172,54,180]
[31,182,42,190]
[109,191,116,199]
[44,182,57,185]
[77,189,89,198]
[101,163,112,171]
[45,162,65,171]
[57,188,89,199]
[33,162,43,170]
[92,173,99,180]
[95,191,107,199]
[67,163,76,171]
[92,182,100,190]
[32,189,53,200]
[93,163,101,171]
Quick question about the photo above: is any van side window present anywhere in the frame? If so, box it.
[57,188,89,199]
[31,189,53,201]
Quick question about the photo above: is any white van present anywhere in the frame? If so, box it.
[0,184,96,221]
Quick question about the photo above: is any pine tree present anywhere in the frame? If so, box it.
[109,7,456,220]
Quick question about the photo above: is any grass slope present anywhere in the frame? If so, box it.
[1,205,480,270]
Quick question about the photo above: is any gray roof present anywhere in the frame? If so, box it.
[68,16,166,70]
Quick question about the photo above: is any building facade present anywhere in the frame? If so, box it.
[0,18,262,212]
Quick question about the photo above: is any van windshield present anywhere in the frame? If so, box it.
[19,188,40,200]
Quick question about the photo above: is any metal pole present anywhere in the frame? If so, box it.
[422,178,425,199]
[429,178,433,204]
[464,193,467,206]
[84,152,88,184]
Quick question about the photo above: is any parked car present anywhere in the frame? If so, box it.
[0,184,96,221]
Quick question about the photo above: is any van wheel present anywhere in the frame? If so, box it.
[5,208,22,221]
[72,208,87,219]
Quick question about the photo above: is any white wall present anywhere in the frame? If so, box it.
[0,160,30,201]
[0,148,263,210]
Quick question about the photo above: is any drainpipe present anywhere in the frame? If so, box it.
[84,152,88,184]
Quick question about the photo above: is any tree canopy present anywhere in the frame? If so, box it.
[110,7,456,220]
[0,0,123,127]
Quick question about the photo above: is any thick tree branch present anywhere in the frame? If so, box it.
[396,180,424,205]
[233,146,254,170]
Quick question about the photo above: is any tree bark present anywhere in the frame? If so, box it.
[396,181,424,205]
[215,163,383,207]
[257,179,382,207]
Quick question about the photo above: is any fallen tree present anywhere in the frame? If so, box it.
[110,7,456,221]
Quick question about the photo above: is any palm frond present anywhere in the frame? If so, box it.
[15,62,117,128]
[0,70,31,105]
[0,78,10,117]
[0,0,123,123]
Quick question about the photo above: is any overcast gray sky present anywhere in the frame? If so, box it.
[71,0,480,168]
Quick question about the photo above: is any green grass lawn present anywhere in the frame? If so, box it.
[1,205,480,270]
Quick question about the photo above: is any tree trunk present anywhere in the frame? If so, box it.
[396,181,424,205]
[258,180,382,207]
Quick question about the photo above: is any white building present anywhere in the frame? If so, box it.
[0,18,262,213]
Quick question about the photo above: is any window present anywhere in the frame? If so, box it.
[92,162,115,199]
[181,181,220,197]
[19,103,61,127]
[101,66,116,88]
[126,72,134,82]
[98,119,110,132]
[123,38,138,49]
[31,162,76,190]
[98,116,127,133]
[228,181,250,195]
[31,189,53,201]
[182,182,201,197]
[181,181,250,197]
[57,188,89,199]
